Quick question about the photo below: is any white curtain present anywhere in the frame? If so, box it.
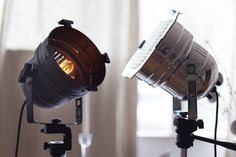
[226,1,236,156]
[0,0,138,157]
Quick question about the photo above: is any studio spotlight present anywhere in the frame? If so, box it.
[122,12,236,157]
[18,19,110,157]
[122,13,218,100]
[19,19,110,110]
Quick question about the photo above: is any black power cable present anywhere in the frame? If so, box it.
[214,90,219,157]
[15,100,26,157]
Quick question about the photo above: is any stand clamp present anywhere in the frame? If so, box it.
[41,119,72,157]
[174,116,204,149]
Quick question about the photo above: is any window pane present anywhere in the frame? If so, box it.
[137,81,173,137]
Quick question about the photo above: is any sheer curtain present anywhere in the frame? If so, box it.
[226,1,236,156]
[0,0,138,157]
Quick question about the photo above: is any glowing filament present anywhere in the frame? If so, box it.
[53,51,76,79]
[59,59,75,79]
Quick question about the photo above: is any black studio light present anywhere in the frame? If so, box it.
[17,19,110,157]
[19,19,109,121]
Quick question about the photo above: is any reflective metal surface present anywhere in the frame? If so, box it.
[122,15,218,100]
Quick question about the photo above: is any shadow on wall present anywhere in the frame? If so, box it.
[0,50,81,157]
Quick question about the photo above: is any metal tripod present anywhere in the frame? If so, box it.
[173,64,200,157]
[174,64,236,157]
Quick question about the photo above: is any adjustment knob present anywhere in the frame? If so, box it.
[197,119,204,129]
[51,119,61,124]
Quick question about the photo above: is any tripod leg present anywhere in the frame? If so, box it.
[181,148,187,157]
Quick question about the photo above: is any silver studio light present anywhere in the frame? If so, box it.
[122,13,218,100]
[121,12,235,157]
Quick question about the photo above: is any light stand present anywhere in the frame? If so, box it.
[173,64,201,157]
[174,114,204,157]
[174,64,236,157]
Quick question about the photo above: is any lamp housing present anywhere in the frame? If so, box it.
[19,20,109,109]
[122,13,218,100]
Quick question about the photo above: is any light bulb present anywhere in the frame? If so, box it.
[54,51,76,79]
